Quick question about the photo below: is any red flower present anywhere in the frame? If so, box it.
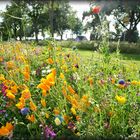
[92,6,101,14]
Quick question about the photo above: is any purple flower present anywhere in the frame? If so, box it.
[44,126,56,139]
[0,110,6,115]
[74,64,79,68]
[21,107,29,115]
[0,83,8,96]
[68,122,76,131]
[118,79,125,85]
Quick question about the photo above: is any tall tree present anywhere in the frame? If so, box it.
[89,0,140,42]
[27,1,44,42]
[1,0,28,41]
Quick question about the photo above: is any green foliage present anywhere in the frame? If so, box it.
[57,41,140,54]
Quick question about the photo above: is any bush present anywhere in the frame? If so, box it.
[57,41,140,54]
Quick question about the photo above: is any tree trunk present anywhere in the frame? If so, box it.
[49,0,54,38]
[13,24,17,40]
[60,34,63,40]
[35,31,38,43]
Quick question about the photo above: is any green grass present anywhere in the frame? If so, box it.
[63,48,140,67]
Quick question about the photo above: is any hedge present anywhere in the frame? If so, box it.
[56,41,140,54]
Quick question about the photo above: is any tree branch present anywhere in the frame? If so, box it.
[116,17,128,30]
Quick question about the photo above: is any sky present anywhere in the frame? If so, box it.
[0,1,139,40]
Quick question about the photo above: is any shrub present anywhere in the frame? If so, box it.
[57,41,140,54]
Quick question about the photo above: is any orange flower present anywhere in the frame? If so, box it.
[88,77,93,86]
[21,88,31,100]
[30,101,37,111]
[41,99,46,107]
[22,65,30,81]
[37,71,56,93]
[48,58,54,64]
[71,99,79,108]
[11,85,18,94]
[42,90,47,97]
[37,83,50,91]
[63,115,71,124]
[0,122,14,137]
[68,85,75,94]
[6,61,15,69]
[111,79,115,84]
[23,72,30,81]
[62,88,67,97]
[53,108,60,115]
[76,116,80,121]
[26,114,35,122]
[0,56,3,62]
[51,68,56,76]
[6,91,15,100]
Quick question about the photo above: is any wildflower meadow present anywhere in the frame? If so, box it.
[0,1,140,140]
[0,40,140,140]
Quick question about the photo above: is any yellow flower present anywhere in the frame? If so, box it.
[21,88,31,100]
[117,84,125,89]
[0,74,5,81]
[54,117,61,126]
[48,58,54,64]
[26,114,35,122]
[94,106,101,113]
[60,73,65,79]
[41,99,46,107]
[0,122,14,137]
[71,107,76,115]
[30,101,37,111]
[45,113,49,119]
[6,91,15,100]
[131,80,138,85]
[16,102,25,109]
[64,81,67,85]
[115,95,126,104]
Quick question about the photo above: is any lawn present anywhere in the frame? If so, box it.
[64,47,140,67]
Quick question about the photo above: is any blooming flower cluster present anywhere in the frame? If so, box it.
[0,42,140,139]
